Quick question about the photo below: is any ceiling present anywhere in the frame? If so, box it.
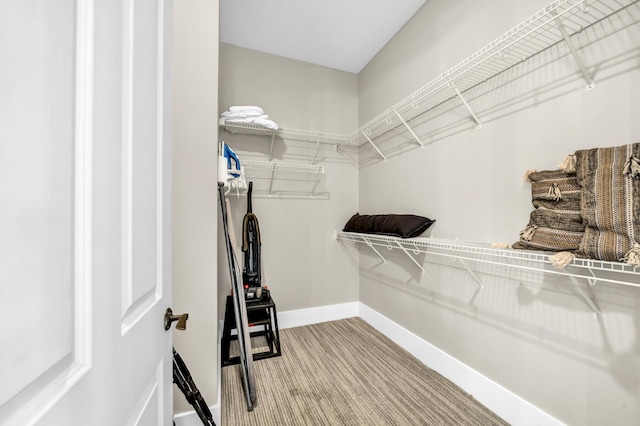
[219,0,428,74]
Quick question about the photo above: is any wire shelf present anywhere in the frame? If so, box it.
[336,231,640,289]
[238,160,327,199]
[243,160,324,180]
[340,0,639,153]
[219,119,348,145]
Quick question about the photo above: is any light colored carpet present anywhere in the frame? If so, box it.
[222,317,509,425]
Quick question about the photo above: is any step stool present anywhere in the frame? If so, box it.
[221,290,281,367]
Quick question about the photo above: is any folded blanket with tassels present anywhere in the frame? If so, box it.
[573,142,640,266]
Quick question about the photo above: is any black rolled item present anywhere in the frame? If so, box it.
[343,213,435,239]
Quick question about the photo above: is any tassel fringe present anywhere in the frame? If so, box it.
[492,242,512,249]
[623,243,640,267]
[550,251,575,268]
[546,183,562,201]
[622,155,640,179]
[558,154,577,173]
[522,169,537,182]
[520,225,537,241]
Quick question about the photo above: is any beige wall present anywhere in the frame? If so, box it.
[217,44,360,317]
[172,0,219,415]
[358,0,640,425]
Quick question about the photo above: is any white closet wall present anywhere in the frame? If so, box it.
[358,0,640,425]
[172,0,220,416]
[218,44,360,316]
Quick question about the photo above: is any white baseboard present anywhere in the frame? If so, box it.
[173,407,219,426]
[177,301,562,426]
[277,301,360,329]
[358,303,564,426]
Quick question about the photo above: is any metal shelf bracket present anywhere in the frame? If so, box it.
[361,130,387,161]
[268,163,277,194]
[453,258,484,290]
[553,10,596,91]
[395,241,425,272]
[311,139,320,165]
[393,110,424,148]
[364,236,387,263]
[567,275,602,319]
[269,133,276,161]
[449,81,482,129]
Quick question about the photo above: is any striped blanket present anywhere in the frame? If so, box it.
[575,143,640,261]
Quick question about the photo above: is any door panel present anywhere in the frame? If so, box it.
[121,0,164,331]
[125,362,163,426]
[0,0,172,424]
[0,1,92,423]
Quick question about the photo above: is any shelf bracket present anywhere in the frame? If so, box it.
[453,258,484,290]
[311,139,320,165]
[268,133,276,161]
[586,267,598,287]
[568,275,601,319]
[395,241,425,272]
[393,110,424,148]
[553,11,595,91]
[268,163,277,194]
[363,237,387,263]
[361,130,387,161]
[449,81,482,129]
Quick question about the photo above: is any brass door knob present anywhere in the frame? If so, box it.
[164,308,189,331]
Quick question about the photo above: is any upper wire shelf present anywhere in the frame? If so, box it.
[336,231,640,289]
[219,119,348,145]
[339,0,639,159]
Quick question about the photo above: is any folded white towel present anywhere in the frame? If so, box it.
[221,111,268,119]
[229,105,264,115]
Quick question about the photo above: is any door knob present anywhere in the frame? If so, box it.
[165,308,189,331]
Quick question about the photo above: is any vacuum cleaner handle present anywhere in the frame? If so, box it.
[247,181,253,213]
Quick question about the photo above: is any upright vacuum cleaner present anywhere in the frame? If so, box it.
[242,182,266,301]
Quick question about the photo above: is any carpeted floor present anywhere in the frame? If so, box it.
[222,317,509,425]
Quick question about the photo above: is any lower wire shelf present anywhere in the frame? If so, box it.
[336,231,640,318]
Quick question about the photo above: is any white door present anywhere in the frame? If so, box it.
[0,0,173,425]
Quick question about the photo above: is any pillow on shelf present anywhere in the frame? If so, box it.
[512,170,585,252]
[575,142,640,262]
[528,169,581,210]
[343,213,435,239]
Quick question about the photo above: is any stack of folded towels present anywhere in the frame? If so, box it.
[220,106,279,130]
